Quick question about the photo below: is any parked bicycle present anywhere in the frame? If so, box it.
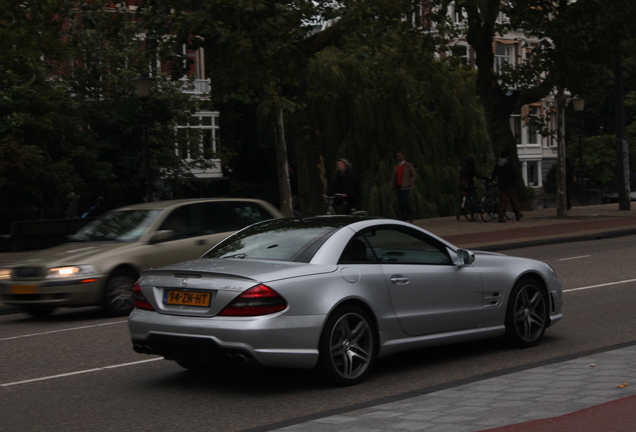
[459,187,482,222]
[480,181,513,222]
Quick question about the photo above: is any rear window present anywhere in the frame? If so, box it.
[202,222,337,262]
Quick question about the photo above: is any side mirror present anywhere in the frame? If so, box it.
[149,230,174,244]
[456,249,475,266]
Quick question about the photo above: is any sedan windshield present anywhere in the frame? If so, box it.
[70,210,160,242]
[203,220,339,262]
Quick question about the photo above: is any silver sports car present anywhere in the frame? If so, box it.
[128,216,563,385]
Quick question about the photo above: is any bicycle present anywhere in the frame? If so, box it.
[480,181,513,222]
[323,194,368,216]
[459,187,482,221]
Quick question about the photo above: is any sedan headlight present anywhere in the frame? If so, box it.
[0,268,12,280]
[46,265,97,279]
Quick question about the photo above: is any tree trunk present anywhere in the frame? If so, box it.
[465,0,525,205]
[274,107,294,217]
[555,86,568,217]
[294,130,327,216]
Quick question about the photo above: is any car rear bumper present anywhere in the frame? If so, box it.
[128,308,324,369]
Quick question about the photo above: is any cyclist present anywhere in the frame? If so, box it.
[328,158,361,214]
[457,157,489,220]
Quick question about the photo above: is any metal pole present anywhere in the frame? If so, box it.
[143,107,153,202]
[578,114,585,206]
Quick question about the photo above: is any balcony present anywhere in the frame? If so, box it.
[181,79,211,97]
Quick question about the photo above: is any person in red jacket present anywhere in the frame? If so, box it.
[392,151,417,222]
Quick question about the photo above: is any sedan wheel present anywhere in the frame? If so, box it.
[505,278,548,348]
[318,305,376,386]
[102,270,136,316]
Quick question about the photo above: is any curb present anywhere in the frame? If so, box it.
[476,227,636,252]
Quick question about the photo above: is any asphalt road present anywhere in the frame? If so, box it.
[1,236,636,432]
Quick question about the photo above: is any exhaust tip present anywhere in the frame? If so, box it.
[133,344,152,354]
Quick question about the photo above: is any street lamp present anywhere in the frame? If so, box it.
[572,96,585,206]
[134,73,154,202]
[134,73,153,102]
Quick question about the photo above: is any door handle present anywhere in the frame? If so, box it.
[195,239,208,246]
[390,275,409,285]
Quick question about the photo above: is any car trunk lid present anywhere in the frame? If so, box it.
[138,259,336,316]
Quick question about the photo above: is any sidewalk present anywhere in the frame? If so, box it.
[3,204,636,432]
[414,202,636,251]
[267,344,636,432]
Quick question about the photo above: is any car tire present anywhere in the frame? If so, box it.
[102,269,137,316]
[504,277,548,348]
[317,305,376,386]
[23,306,55,318]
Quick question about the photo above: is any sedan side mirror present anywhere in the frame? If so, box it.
[456,249,475,266]
[149,230,174,244]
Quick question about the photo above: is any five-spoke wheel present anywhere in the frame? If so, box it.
[318,305,376,386]
[505,277,548,348]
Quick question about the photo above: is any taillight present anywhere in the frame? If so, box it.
[219,284,287,316]
[133,281,155,311]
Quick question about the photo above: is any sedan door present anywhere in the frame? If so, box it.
[361,227,484,336]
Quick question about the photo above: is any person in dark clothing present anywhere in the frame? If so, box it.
[490,150,523,222]
[457,157,490,220]
[328,158,360,214]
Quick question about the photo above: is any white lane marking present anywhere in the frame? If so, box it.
[558,255,591,261]
[0,358,163,387]
[3,278,634,388]
[0,320,127,342]
[564,278,636,293]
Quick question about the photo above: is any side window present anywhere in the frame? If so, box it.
[199,202,242,234]
[199,201,274,234]
[158,205,199,240]
[229,202,273,225]
[362,228,451,265]
[339,237,375,263]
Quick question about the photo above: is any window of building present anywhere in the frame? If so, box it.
[526,161,539,186]
[175,111,219,160]
[525,105,540,146]
[451,44,469,65]
[510,109,522,144]
[494,42,513,74]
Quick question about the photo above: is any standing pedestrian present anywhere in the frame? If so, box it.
[490,150,523,222]
[392,151,417,222]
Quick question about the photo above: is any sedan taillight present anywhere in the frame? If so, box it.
[133,281,155,311]
[219,284,287,316]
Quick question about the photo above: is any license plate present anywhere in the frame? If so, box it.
[163,290,211,307]
[9,284,38,295]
